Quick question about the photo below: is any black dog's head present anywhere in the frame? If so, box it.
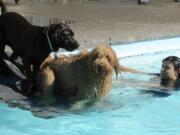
[48,23,80,51]
[160,56,180,81]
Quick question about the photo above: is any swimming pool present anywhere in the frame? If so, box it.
[1,39,180,135]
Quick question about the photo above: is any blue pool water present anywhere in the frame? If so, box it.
[0,49,180,135]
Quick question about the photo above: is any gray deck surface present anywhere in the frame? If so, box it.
[6,0,180,48]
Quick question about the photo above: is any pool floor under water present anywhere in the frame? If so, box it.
[0,49,180,135]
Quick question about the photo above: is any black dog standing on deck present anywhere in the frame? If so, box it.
[0,0,80,95]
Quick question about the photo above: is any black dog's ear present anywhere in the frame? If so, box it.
[47,24,61,40]
[48,24,59,33]
[48,23,70,36]
[49,24,57,29]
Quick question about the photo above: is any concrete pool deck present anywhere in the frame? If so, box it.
[6,0,180,48]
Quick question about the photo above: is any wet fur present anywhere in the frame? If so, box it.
[37,45,142,103]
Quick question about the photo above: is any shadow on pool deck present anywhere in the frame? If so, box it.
[6,0,180,48]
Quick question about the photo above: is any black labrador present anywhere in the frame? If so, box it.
[0,0,80,95]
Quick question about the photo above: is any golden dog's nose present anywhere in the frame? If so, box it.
[97,65,105,76]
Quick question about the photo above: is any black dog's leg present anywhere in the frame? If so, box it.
[0,33,6,73]
[19,58,32,95]
[0,36,14,76]
[10,52,24,73]
[26,64,40,96]
[4,52,24,72]
[21,58,40,97]
[0,43,6,73]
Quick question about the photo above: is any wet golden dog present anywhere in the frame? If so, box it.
[37,45,141,103]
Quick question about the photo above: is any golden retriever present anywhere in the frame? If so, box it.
[36,45,142,103]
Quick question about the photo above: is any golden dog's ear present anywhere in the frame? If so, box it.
[114,58,121,78]
[113,60,140,78]
[118,64,146,74]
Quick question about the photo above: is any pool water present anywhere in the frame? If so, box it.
[0,49,180,135]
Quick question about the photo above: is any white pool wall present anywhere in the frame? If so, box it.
[60,37,180,58]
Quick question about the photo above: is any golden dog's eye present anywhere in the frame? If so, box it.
[106,56,111,63]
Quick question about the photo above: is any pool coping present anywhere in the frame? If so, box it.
[61,37,180,58]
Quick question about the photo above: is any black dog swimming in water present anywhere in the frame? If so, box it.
[0,0,80,95]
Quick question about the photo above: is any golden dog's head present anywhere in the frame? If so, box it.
[89,45,120,78]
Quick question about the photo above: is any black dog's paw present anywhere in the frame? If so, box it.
[16,80,37,97]
[16,79,29,93]
[15,80,24,91]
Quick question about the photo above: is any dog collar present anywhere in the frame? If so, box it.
[46,30,58,59]
[46,30,55,52]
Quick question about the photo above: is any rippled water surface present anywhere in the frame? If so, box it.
[0,49,180,135]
